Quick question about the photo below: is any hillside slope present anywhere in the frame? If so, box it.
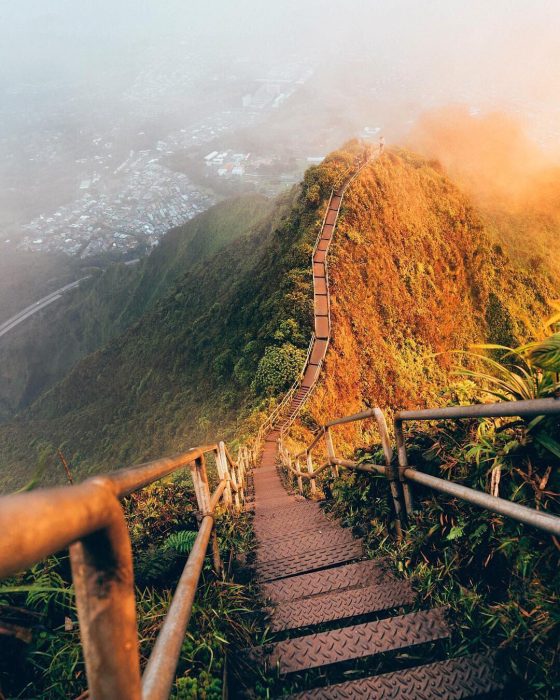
[0,195,271,420]
[0,149,350,488]
[303,149,552,439]
[0,144,555,490]
[409,108,560,286]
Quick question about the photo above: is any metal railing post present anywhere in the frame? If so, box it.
[370,407,405,538]
[325,428,339,477]
[216,442,233,509]
[307,451,317,496]
[395,419,415,517]
[238,448,246,503]
[189,456,222,573]
[69,489,142,699]
[190,456,211,514]
[296,459,303,495]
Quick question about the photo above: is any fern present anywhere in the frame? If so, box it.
[162,530,198,554]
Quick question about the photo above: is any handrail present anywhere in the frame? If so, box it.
[394,396,560,526]
[0,440,249,699]
[277,397,560,541]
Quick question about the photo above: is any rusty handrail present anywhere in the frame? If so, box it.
[142,480,227,700]
[278,398,560,540]
[0,440,249,699]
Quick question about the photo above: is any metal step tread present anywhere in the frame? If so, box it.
[267,580,415,632]
[261,559,392,604]
[265,607,450,673]
[256,540,364,583]
[256,529,357,564]
[284,653,502,699]
[255,523,348,548]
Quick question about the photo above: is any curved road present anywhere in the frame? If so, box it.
[0,277,90,340]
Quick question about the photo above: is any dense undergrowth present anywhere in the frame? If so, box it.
[0,473,259,699]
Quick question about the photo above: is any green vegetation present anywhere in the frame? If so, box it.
[307,318,560,698]
[1,140,559,696]
[0,144,359,489]
[0,195,273,421]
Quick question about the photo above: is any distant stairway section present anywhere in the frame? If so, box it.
[249,155,507,698]
[258,160,366,443]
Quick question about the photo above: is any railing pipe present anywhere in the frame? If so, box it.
[395,397,560,422]
[109,447,217,498]
[307,451,317,496]
[404,468,560,536]
[141,514,214,700]
[332,457,386,475]
[0,480,143,697]
[325,407,393,465]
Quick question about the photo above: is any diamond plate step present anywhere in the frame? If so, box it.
[265,608,450,674]
[256,530,357,563]
[261,559,391,604]
[253,511,332,529]
[268,580,415,632]
[254,502,322,516]
[256,524,345,548]
[285,653,502,699]
[256,540,364,582]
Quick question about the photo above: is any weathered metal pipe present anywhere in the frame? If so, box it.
[0,479,144,697]
[332,457,386,475]
[209,480,227,512]
[0,479,118,579]
[141,514,214,700]
[109,446,217,498]
[70,492,142,699]
[404,468,560,536]
[396,397,560,423]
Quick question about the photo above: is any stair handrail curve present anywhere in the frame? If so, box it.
[254,332,316,457]
[0,440,252,700]
[277,398,560,541]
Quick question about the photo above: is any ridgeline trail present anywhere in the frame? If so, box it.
[247,165,504,697]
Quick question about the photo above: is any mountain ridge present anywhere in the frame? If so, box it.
[0,143,556,490]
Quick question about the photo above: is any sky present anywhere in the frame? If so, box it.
[2,0,560,108]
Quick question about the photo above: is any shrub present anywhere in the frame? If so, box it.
[252,343,305,395]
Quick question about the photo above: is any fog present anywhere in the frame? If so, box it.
[1,0,560,258]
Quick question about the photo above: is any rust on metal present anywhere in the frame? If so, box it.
[256,529,358,563]
[255,540,364,582]
[142,515,214,700]
[0,440,245,699]
[260,559,393,603]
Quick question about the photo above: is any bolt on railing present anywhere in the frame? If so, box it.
[278,398,560,541]
[0,439,254,699]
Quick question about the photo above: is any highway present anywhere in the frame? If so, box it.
[0,278,90,340]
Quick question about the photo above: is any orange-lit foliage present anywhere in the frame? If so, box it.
[408,106,560,283]
[299,148,554,455]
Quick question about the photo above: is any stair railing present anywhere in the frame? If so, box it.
[278,397,560,541]
[0,440,250,700]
